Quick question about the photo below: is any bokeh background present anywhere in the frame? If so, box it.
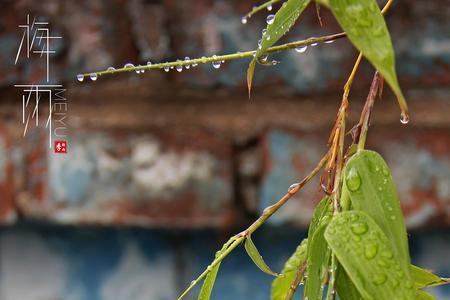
[0,0,449,299]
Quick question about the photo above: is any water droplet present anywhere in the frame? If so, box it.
[325,40,335,44]
[351,222,368,235]
[89,73,98,81]
[266,14,275,25]
[400,112,409,124]
[190,280,195,285]
[261,54,268,62]
[184,57,191,69]
[164,66,170,72]
[364,242,378,259]
[373,273,387,285]
[76,74,84,82]
[212,57,221,69]
[377,258,390,268]
[124,63,135,69]
[267,4,272,11]
[262,29,267,35]
[378,186,383,191]
[311,42,318,47]
[382,167,389,177]
[295,46,307,53]
[107,67,116,73]
[349,213,359,222]
[266,35,271,41]
[346,167,361,191]
[176,65,183,72]
[147,61,152,66]
[241,16,248,24]
[288,183,299,192]
[390,215,396,221]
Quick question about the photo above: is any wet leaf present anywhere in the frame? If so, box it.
[248,0,311,94]
[416,290,436,300]
[271,239,308,300]
[197,237,235,300]
[342,150,411,275]
[304,221,331,300]
[308,197,332,240]
[245,235,279,276]
[325,211,415,300]
[336,265,362,300]
[411,265,450,289]
[329,0,407,115]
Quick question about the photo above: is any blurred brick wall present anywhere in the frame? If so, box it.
[0,0,449,299]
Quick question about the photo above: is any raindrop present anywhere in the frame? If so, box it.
[266,35,271,41]
[267,4,272,11]
[184,57,191,69]
[241,16,248,24]
[382,167,389,177]
[176,65,183,72]
[325,40,335,44]
[288,183,299,192]
[311,42,318,47]
[124,63,135,69]
[400,112,409,124]
[350,222,368,235]
[295,46,307,53]
[346,167,361,192]
[212,56,221,69]
[390,215,396,221]
[76,74,84,82]
[164,66,170,72]
[147,61,152,66]
[364,242,378,259]
[373,273,387,285]
[380,250,393,259]
[107,67,116,73]
[89,73,98,81]
[262,29,267,35]
[266,14,275,25]
[261,54,268,62]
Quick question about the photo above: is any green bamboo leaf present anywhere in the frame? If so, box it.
[198,260,221,300]
[325,211,415,300]
[197,237,236,300]
[336,265,362,300]
[308,196,332,240]
[411,265,450,289]
[271,239,308,300]
[245,235,279,276]
[247,0,311,94]
[416,290,436,300]
[329,0,408,115]
[304,221,331,300]
[342,150,411,275]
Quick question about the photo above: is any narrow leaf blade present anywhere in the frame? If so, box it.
[336,265,362,300]
[416,290,437,300]
[271,239,308,300]
[256,0,311,59]
[411,264,450,289]
[342,150,411,275]
[304,222,330,300]
[308,196,331,240]
[329,0,407,114]
[198,261,221,300]
[247,59,256,97]
[324,211,415,300]
[245,235,279,276]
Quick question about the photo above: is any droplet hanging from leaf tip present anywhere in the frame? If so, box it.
[400,111,409,124]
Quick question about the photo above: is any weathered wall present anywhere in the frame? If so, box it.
[0,0,449,299]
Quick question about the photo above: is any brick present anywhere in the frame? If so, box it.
[18,127,234,227]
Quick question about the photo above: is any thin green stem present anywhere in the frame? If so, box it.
[357,72,380,151]
[243,0,285,20]
[284,260,307,300]
[80,33,346,78]
[177,153,328,300]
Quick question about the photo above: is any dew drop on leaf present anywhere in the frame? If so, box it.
[76,74,84,82]
[350,222,368,235]
[266,14,275,25]
[89,73,98,81]
[346,167,362,191]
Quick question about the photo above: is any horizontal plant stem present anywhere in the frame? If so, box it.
[244,0,285,19]
[82,33,346,77]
